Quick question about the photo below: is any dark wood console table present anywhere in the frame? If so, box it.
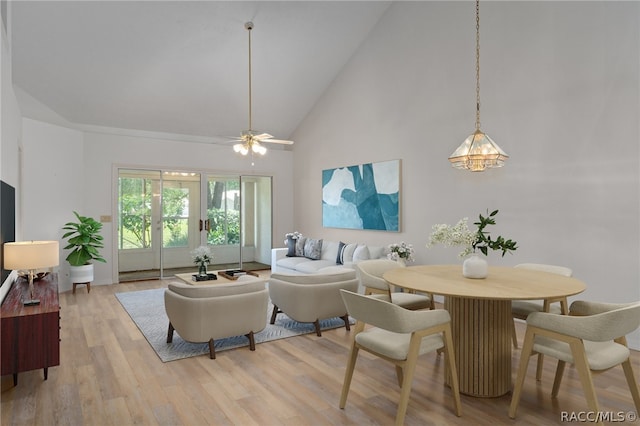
[1,273,60,386]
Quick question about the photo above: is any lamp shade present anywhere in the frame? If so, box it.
[448,130,509,172]
[3,241,59,270]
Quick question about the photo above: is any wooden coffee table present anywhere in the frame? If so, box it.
[174,271,261,285]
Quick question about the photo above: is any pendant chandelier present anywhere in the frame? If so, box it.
[231,22,293,160]
[449,0,508,172]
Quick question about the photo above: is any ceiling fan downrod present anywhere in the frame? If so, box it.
[245,21,253,133]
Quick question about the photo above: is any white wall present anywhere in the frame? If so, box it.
[21,118,84,283]
[291,1,639,348]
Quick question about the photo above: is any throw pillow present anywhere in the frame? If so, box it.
[340,243,358,264]
[295,237,307,257]
[336,241,346,264]
[286,236,297,257]
[303,238,323,260]
[353,244,370,262]
[368,246,384,259]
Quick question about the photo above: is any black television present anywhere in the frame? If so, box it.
[1,180,16,285]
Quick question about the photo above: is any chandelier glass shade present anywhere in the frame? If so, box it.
[449,0,508,172]
[449,130,508,172]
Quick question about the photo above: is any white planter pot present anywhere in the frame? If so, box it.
[70,264,94,283]
[463,254,488,279]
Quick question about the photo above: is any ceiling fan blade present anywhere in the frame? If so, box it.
[216,137,242,144]
[261,138,294,145]
[253,133,273,140]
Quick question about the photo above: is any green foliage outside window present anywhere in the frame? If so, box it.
[207,179,240,246]
[119,176,241,250]
[162,187,189,248]
[208,208,240,245]
[119,177,152,249]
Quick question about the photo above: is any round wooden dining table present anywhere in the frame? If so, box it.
[383,264,586,397]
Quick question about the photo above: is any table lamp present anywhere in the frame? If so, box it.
[3,240,59,305]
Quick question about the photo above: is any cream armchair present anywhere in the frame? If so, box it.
[164,277,268,359]
[268,269,359,336]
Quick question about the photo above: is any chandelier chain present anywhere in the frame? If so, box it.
[475,0,481,131]
[248,24,253,132]
[448,0,508,171]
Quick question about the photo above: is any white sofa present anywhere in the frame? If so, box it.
[271,239,387,274]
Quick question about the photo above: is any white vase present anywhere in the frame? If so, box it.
[396,258,406,267]
[463,254,488,279]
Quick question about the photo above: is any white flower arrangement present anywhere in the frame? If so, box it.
[427,218,477,258]
[427,210,518,258]
[387,241,415,262]
[191,245,213,265]
[284,231,303,245]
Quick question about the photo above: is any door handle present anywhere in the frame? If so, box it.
[204,219,210,231]
[199,219,203,232]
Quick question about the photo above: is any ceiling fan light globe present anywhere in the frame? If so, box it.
[252,143,267,155]
[234,143,249,155]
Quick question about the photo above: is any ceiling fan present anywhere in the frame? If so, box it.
[231,22,293,158]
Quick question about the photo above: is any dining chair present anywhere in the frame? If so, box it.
[339,289,462,425]
[509,300,640,425]
[356,259,434,310]
[511,263,573,380]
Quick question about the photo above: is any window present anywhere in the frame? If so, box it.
[118,176,152,249]
[162,184,190,248]
[207,178,240,245]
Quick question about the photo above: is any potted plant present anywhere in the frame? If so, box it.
[191,245,213,277]
[62,211,106,284]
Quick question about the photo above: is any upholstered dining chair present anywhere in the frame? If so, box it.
[509,300,640,425]
[356,259,434,310]
[339,290,462,426]
[511,263,573,380]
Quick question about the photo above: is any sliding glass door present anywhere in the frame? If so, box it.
[117,169,161,275]
[204,176,241,265]
[117,169,271,281]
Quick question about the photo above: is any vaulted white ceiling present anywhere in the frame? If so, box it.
[10,1,391,143]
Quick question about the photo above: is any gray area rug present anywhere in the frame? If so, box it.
[115,288,352,362]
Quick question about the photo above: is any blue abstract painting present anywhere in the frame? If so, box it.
[322,160,400,231]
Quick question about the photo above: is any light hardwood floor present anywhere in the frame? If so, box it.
[2,277,638,425]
